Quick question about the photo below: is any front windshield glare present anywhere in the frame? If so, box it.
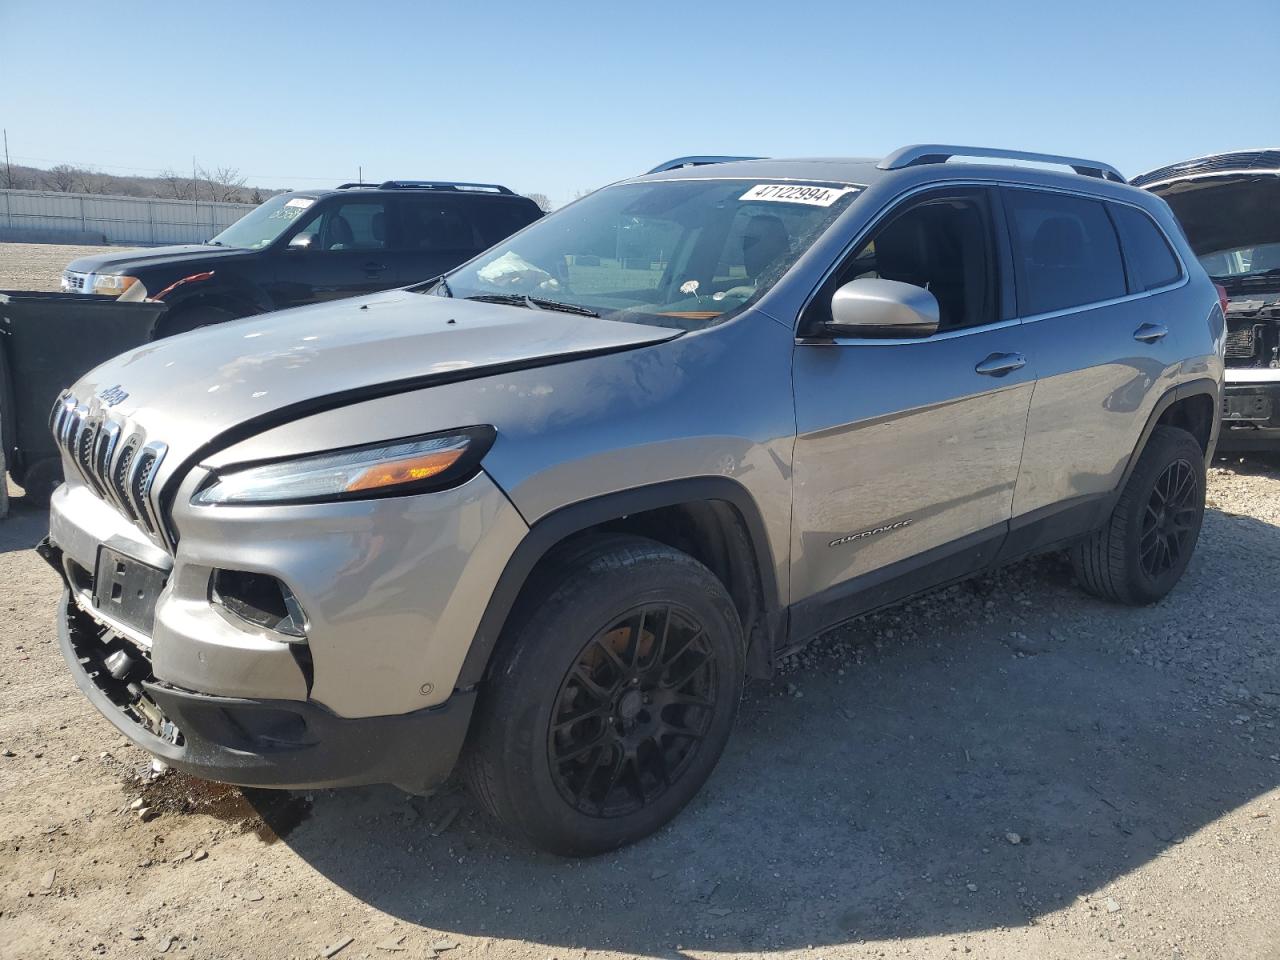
[1200,242,1280,280]
[210,194,316,250]
[435,179,859,328]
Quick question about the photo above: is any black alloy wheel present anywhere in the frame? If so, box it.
[548,604,717,817]
[1139,457,1200,579]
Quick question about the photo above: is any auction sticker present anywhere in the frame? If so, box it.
[284,197,315,209]
[740,184,858,206]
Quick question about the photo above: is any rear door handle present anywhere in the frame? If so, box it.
[975,352,1027,377]
[1133,322,1169,343]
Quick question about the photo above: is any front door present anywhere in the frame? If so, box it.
[790,188,1034,636]
[269,197,393,308]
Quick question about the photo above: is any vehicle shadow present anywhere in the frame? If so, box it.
[263,502,1280,952]
[0,492,49,555]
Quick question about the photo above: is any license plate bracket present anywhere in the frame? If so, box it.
[93,546,168,635]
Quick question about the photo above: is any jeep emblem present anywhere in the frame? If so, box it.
[98,385,129,407]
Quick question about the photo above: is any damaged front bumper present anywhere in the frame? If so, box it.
[50,583,475,793]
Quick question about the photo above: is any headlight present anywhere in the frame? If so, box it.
[91,274,144,299]
[193,428,495,506]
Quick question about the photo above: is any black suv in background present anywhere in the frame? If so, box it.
[61,181,544,337]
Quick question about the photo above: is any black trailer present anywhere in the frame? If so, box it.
[0,292,167,507]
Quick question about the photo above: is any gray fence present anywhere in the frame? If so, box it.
[0,188,254,246]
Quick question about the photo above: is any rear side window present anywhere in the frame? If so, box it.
[398,199,482,252]
[1005,189,1126,315]
[1109,203,1181,292]
[471,201,542,248]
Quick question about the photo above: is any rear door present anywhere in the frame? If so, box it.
[392,196,488,285]
[1005,188,1187,523]
[790,187,1034,634]
[269,197,394,307]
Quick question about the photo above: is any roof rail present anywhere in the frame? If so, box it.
[878,144,1126,183]
[381,180,515,194]
[335,180,516,194]
[647,155,765,174]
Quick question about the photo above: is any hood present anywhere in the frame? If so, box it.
[1135,150,1280,297]
[66,244,253,275]
[64,288,681,487]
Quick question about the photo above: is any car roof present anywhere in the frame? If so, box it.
[633,157,884,187]
[630,145,1128,192]
[290,182,536,201]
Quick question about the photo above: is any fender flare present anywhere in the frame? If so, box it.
[1116,376,1220,495]
[454,477,784,688]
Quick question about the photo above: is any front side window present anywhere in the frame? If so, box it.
[1110,203,1181,292]
[1005,189,1126,315]
[291,200,388,251]
[428,179,860,329]
[807,190,997,333]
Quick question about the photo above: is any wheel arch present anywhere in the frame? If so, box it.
[456,478,786,689]
[153,284,268,337]
[1120,378,1220,494]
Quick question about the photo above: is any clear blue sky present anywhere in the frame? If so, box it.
[2,0,1277,207]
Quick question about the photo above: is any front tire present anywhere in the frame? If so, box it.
[463,535,744,856]
[1071,425,1206,605]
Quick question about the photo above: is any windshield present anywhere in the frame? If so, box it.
[429,179,860,328]
[209,194,318,250]
[1199,243,1280,282]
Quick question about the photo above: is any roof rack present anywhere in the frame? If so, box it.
[647,155,765,174]
[878,144,1126,184]
[335,180,516,194]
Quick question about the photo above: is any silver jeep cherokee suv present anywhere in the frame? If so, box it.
[43,145,1224,855]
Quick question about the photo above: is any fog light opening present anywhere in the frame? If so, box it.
[211,569,308,641]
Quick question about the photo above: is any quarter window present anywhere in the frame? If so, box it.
[1005,190,1126,315]
[1110,203,1181,292]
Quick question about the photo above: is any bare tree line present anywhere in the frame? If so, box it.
[1,161,278,204]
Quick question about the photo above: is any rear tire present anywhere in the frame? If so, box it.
[1071,425,1206,605]
[463,535,744,856]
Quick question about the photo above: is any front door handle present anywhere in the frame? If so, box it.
[1133,322,1169,343]
[364,261,387,274]
[975,352,1027,377]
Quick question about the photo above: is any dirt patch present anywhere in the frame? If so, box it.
[0,241,135,293]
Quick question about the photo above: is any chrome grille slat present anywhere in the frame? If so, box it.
[111,441,140,523]
[48,394,169,544]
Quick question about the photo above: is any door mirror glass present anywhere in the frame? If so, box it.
[825,278,940,338]
[287,232,315,251]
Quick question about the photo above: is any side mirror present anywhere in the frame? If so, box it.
[287,233,315,251]
[820,278,939,338]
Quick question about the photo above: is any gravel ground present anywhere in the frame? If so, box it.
[0,242,1278,959]
[0,241,132,292]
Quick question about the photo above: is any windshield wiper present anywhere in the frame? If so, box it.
[465,293,599,317]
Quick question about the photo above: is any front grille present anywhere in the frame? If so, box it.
[1225,325,1259,360]
[62,271,87,290]
[50,393,169,539]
